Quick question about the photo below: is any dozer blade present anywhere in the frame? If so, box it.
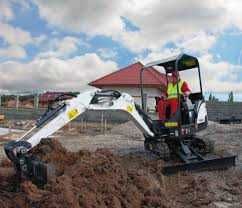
[162,155,236,175]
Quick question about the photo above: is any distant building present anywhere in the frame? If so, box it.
[39,91,77,106]
[89,62,167,111]
[39,92,65,104]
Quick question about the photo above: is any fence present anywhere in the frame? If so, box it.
[0,108,130,123]
[1,101,242,123]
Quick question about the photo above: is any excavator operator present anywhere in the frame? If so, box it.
[157,70,191,121]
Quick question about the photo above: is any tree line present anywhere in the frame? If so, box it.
[208,91,234,102]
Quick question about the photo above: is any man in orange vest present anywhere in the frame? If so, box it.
[157,70,191,121]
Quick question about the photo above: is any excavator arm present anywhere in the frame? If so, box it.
[4,89,154,184]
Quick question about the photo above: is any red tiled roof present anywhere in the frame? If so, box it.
[89,62,167,88]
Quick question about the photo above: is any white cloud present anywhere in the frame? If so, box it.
[198,54,242,92]
[38,36,80,58]
[33,35,47,46]
[0,1,45,51]
[120,0,229,52]
[224,0,242,31]
[0,45,26,59]
[37,36,89,59]
[0,0,14,20]
[97,48,117,60]
[34,0,125,36]
[0,53,118,91]
[56,37,79,56]
[176,32,217,54]
[0,0,237,55]
[0,22,33,46]
[33,0,232,53]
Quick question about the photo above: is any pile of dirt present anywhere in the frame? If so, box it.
[0,140,169,208]
[0,139,241,208]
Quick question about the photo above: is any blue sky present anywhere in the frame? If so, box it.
[0,0,242,100]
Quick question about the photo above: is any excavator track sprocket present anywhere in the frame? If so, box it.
[144,140,170,161]
[190,137,215,155]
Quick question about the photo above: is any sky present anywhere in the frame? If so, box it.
[1,0,242,100]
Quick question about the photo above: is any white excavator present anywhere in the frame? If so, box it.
[4,54,236,184]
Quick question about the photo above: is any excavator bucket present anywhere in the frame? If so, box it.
[162,155,236,175]
[4,140,55,185]
[24,156,56,185]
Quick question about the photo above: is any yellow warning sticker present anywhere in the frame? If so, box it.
[67,108,79,120]
[164,122,178,128]
[126,105,134,113]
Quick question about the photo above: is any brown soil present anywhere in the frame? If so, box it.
[0,139,241,208]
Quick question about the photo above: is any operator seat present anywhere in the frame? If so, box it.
[180,96,195,125]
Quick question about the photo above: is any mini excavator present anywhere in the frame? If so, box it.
[4,54,236,184]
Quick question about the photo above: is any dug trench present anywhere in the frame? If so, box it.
[0,139,241,208]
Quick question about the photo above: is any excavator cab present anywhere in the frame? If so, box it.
[141,54,207,138]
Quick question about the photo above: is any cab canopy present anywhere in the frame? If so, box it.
[144,53,199,73]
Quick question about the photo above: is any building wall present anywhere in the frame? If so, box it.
[101,86,162,111]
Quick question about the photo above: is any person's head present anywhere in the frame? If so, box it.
[171,70,180,83]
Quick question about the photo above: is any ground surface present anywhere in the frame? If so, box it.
[0,121,241,207]
[197,121,242,169]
